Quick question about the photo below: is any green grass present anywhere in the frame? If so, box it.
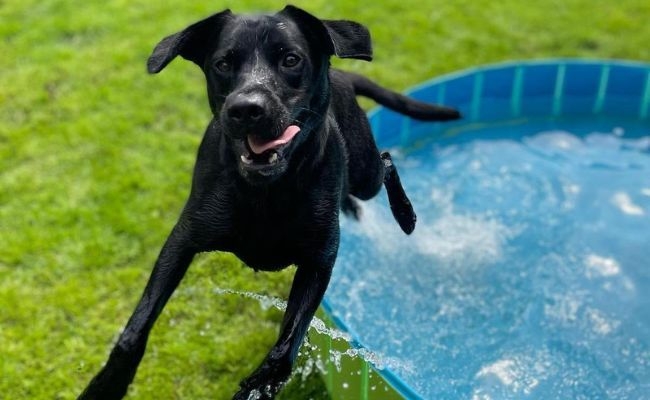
[1,0,649,399]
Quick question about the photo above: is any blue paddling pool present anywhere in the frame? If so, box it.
[318,60,650,399]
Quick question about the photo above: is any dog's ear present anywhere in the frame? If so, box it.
[280,5,373,61]
[147,10,233,74]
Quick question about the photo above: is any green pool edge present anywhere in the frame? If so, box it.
[310,309,406,400]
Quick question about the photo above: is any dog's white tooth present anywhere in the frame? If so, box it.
[269,152,279,164]
[241,154,252,165]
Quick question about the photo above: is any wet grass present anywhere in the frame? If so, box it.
[1,0,649,398]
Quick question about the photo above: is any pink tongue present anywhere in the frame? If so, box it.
[247,125,301,155]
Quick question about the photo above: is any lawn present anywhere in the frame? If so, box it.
[1,0,649,399]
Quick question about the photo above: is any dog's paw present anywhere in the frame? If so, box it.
[78,366,130,400]
[232,357,291,400]
[78,343,142,400]
[232,385,276,400]
[233,378,286,400]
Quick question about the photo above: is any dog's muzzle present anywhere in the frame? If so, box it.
[222,93,302,183]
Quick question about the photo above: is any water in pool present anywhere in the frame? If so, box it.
[326,122,650,399]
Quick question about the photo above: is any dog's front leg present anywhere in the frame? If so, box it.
[233,263,333,400]
[78,224,197,400]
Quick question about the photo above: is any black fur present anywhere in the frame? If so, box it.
[78,5,459,399]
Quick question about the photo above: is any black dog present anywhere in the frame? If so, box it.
[78,5,459,399]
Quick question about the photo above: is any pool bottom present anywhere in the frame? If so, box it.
[322,120,650,399]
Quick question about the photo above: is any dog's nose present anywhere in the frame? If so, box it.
[227,96,267,124]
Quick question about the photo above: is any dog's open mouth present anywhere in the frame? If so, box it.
[237,125,301,175]
[247,125,301,155]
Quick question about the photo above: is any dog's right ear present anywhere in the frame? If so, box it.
[280,5,373,61]
[147,10,233,74]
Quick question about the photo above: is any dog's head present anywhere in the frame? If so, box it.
[147,6,372,184]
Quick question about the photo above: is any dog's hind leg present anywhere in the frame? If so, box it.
[341,195,362,220]
[381,152,416,234]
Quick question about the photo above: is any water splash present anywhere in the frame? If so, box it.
[213,287,350,341]
[246,389,261,400]
[212,287,413,373]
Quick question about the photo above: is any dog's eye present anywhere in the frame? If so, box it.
[281,53,301,68]
[214,59,232,73]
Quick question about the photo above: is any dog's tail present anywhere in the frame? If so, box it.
[346,71,461,121]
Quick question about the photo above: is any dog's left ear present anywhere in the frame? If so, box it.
[147,10,233,73]
[280,5,373,61]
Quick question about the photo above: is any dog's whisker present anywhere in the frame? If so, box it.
[295,107,325,118]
